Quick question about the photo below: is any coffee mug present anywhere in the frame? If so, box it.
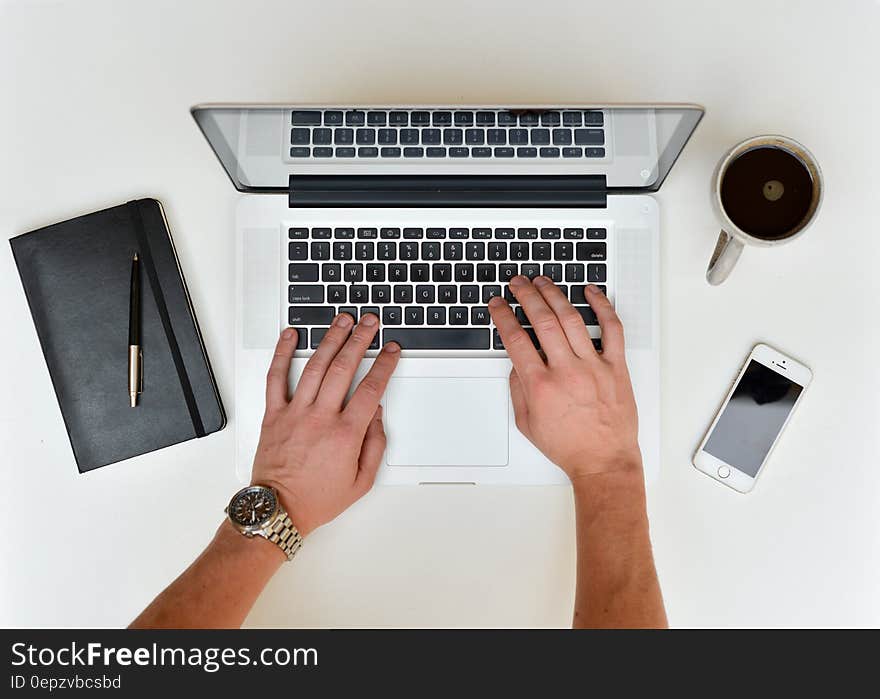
[707,135,823,285]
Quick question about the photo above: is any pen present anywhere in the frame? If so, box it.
[128,253,142,407]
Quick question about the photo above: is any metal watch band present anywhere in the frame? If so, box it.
[265,512,303,562]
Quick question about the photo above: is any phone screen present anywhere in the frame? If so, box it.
[704,360,803,477]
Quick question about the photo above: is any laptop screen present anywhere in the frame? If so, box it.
[192,104,703,194]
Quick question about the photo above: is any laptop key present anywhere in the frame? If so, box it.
[472,228,492,239]
[328,285,346,303]
[290,147,310,158]
[540,228,561,239]
[333,241,353,260]
[383,306,402,325]
[509,129,528,145]
[366,264,385,282]
[381,147,402,157]
[345,110,365,126]
[372,285,391,304]
[321,263,341,282]
[403,227,424,239]
[497,112,518,126]
[443,242,463,260]
[410,111,430,125]
[289,285,325,304]
[543,264,563,282]
[574,306,599,325]
[460,285,480,303]
[576,242,607,261]
[291,128,310,144]
[587,264,607,283]
[466,242,485,260]
[494,147,514,157]
[313,147,333,157]
[454,111,474,126]
[420,128,441,145]
[454,263,474,282]
[388,264,407,282]
[552,129,573,146]
[404,306,424,324]
[427,147,447,157]
[335,128,354,145]
[289,227,309,239]
[438,285,457,303]
[532,242,552,260]
[482,285,501,302]
[531,129,550,145]
[400,129,420,145]
[358,147,378,158]
[310,328,330,349]
[563,227,585,239]
[343,264,363,282]
[355,242,374,260]
[488,242,506,260]
[465,129,484,145]
[565,264,585,282]
[541,112,561,126]
[380,227,401,239]
[427,307,445,325]
[289,263,319,282]
[291,111,321,125]
[449,228,469,239]
[411,264,429,282]
[499,263,517,281]
[450,307,468,325]
[399,241,418,260]
[378,241,397,259]
[476,111,496,126]
[403,147,424,157]
[384,328,490,350]
[487,129,507,145]
[339,306,358,321]
[288,306,334,325]
[335,227,355,238]
[432,264,452,282]
[350,285,369,303]
[477,263,496,282]
[574,129,604,145]
[426,228,446,239]
[443,129,463,145]
[562,112,582,126]
[416,285,435,303]
[312,128,332,144]
[493,328,539,350]
[289,242,308,260]
[432,111,452,126]
[394,285,414,303]
[563,147,583,158]
[389,111,409,126]
[450,147,469,158]
[324,111,344,125]
[335,147,355,157]
[471,306,490,324]
[517,147,537,158]
[584,111,604,126]
[521,263,541,279]
[510,243,528,260]
[587,227,607,239]
[555,242,573,260]
[367,111,387,126]
[585,147,606,158]
[378,129,397,145]
[540,147,560,157]
[519,113,539,126]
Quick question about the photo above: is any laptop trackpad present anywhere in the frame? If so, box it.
[385,377,509,466]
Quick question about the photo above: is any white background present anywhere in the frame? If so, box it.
[1,0,878,627]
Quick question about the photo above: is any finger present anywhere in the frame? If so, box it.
[265,327,298,414]
[354,405,386,494]
[586,284,625,360]
[344,342,401,425]
[488,295,545,379]
[292,312,354,406]
[315,313,381,411]
[509,367,533,442]
[508,276,573,363]
[532,276,596,358]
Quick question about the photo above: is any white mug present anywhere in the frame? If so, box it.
[706,135,823,285]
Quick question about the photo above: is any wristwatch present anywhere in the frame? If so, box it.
[225,485,303,561]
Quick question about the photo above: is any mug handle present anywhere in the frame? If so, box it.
[706,230,744,285]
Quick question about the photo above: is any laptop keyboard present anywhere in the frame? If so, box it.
[287,225,608,352]
[289,109,606,160]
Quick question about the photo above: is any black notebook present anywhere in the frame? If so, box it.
[10,199,226,472]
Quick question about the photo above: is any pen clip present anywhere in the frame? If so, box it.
[138,349,144,393]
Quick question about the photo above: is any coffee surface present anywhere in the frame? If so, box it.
[720,146,813,240]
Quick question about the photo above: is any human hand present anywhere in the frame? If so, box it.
[488,277,642,483]
[251,313,400,537]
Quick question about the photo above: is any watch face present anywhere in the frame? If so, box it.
[229,487,278,528]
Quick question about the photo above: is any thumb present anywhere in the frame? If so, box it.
[355,405,386,494]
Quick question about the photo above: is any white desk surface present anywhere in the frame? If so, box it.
[2,0,878,628]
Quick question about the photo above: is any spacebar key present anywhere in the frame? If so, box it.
[383,328,489,349]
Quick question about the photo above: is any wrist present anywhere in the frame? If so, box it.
[250,478,315,538]
[213,519,287,569]
[569,466,649,527]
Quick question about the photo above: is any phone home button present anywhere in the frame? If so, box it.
[717,466,731,479]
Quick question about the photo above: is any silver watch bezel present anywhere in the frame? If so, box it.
[225,485,281,536]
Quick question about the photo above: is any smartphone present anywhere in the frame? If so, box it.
[693,343,812,493]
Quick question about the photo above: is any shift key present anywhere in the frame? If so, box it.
[288,285,324,303]
[289,306,335,325]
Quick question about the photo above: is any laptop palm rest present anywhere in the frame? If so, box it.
[385,377,509,467]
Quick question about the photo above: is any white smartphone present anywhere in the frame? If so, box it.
[693,343,812,493]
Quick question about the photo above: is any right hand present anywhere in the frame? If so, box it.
[488,276,642,482]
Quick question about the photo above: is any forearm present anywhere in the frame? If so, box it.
[571,467,667,629]
[129,521,284,629]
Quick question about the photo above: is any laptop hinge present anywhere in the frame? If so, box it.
[288,175,607,208]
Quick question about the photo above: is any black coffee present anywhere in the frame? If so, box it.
[720,146,814,240]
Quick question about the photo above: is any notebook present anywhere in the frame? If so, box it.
[10,198,226,472]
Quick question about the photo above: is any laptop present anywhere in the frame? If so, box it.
[192,104,703,485]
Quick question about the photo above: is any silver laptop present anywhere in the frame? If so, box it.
[192,104,703,485]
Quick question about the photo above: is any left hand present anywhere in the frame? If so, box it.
[251,312,400,537]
